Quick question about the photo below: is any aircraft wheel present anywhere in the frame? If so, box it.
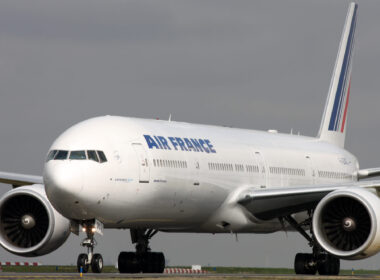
[153,252,165,273]
[317,254,340,275]
[91,253,103,273]
[77,253,89,273]
[118,252,140,273]
[141,252,165,273]
[141,253,153,273]
[294,253,316,275]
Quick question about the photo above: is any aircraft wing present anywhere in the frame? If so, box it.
[358,168,380,179]
[238,181,380,221]
[0,171,43,187]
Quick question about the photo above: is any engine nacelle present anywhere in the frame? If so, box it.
[313,187,380,260]
[0,184,71,256]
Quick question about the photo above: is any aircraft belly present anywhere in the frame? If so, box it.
[83,179,228,229]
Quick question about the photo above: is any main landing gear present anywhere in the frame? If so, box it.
[118,229,165,273]
[76,221,164,274]
[284,215,340,276]
[76,221,103,273]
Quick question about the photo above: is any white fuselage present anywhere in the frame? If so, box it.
[43,116,359,234]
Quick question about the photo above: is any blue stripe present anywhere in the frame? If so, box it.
[334,16,356,130]
[329,7,357,131]
[328,6,357,131]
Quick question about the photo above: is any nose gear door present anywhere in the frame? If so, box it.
[132,143,150,183]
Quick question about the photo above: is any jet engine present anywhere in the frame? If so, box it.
[0,184,71,256]
[313,187,380,260]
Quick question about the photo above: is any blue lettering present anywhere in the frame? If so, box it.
[190,139,204,152]
[144,135,216,153]
[205,139,216,153]
[199,139,210,153]
[158,136,171,150]
[175,137,188,151]
[168,137,179,150]
[144,135,160,149]
[154,136,163,149]
[184,138,196,152]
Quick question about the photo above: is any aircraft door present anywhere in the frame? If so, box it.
[193,158,201,186]
[132,143,150,183]
[305,155,315,184]
[254,151,267,188]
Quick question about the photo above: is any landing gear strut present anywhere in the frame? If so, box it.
[118,229,165,273]
[76,221,103,273]
[284,215,340,275]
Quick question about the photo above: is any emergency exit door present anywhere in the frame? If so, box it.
[132,143,150,183]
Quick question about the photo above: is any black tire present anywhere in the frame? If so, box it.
[154,252,165,273]
[294,253,316,275]
[77,253,89,273]
[142,253,154,273]
[118,252,140,273]
[91,253,103,273]
[317,254,340,275]
[141,252,165,273]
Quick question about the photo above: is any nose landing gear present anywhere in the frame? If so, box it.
[118,229,165,273]
[76,221,103,273]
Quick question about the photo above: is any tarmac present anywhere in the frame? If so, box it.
[0,273,380,280]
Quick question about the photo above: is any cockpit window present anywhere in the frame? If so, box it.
[46,150,58,162]
[54,150,69,160]
[46,149,107,163]
[87,150,99,162]
[97,151,107,163]
[69,150,87,160]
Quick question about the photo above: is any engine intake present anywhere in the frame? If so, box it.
[313,187,380,260]
[0,185,71,256]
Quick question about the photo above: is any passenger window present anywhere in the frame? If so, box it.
[70,150,87,160]
[46,150,58,162]
[87,150,99,162]
[54,150,69,160]
[97,151,107,163]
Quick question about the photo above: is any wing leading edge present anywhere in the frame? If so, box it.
[0,171,43,187]
[238,181,380,221]
[358,168,380,179]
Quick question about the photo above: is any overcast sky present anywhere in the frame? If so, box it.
[1,0,380,270]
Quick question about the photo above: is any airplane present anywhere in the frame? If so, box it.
[0,1,378,276]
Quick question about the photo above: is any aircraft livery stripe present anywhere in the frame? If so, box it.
[340,79,351,133]
[334,15,356,131]
[328,5,357,132]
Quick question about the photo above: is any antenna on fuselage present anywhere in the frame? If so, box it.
[168,114,172,122]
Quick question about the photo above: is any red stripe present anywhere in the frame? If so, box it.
[341,80,351,133]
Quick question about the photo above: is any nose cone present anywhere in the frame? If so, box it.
[43,162,84,218]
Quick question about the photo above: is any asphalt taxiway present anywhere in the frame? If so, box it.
[0,273,380,280]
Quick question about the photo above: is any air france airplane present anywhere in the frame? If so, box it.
[0,2,378,276]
